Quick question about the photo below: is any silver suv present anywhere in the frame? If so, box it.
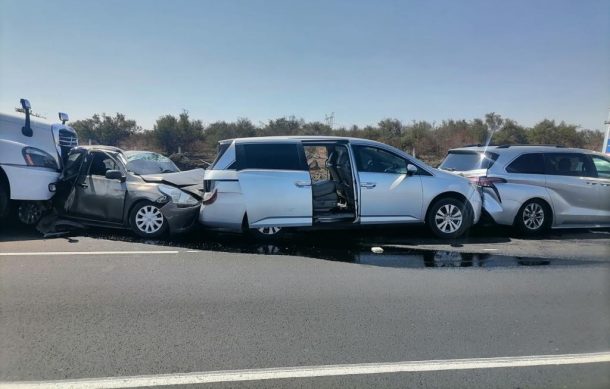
[199,136,481,239]
[439,145,610,234]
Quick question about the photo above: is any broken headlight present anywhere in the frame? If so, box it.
[22,147,59,170]
[158,185,198,207]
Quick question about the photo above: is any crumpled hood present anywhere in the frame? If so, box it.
[140,168,204,187]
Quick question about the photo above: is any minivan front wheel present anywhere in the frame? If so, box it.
[515,199,550,235]
[427,197,471,239]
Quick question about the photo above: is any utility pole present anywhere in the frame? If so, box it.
[602,109,610,155]
[325,112,335,129]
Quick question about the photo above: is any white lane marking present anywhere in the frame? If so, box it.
[0,251,179,257]
[2,351,609,388]
[483,248,498,251]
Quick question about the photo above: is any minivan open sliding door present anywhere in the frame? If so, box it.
[236,142,313,228]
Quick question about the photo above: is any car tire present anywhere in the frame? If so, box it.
[0,182,9,219]
[514,199,551,236]
[427,197,472,239]
[129,201,168,238]
[249,226,285,240]
[17,201,47,225]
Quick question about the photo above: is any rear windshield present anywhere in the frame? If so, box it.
[439,151,498,171]
[209,142,232,169]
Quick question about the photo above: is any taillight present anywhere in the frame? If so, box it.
[202,189,217,205]
[471,176,506,203]
[475,176,507,187]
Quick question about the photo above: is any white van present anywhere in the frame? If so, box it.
[0,99,78,224]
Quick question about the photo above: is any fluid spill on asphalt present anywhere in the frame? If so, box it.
[81,228,601,269]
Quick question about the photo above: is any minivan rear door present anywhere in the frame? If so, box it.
[237,142,313,228]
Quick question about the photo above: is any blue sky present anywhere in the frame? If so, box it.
[1,0,608,130]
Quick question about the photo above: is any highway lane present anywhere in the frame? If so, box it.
[1,232,609,388]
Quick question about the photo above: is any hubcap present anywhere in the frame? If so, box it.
[257,227,282,235]
[523,203,544,230]
[434,204,463,234]
[135,205,164,234]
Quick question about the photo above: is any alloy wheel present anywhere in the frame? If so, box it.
[522,202,545,230]
[434,204,463,234]
[257,227,282,235]
[135,205,164,234]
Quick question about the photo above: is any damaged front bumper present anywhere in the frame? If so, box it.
[159,201,200,235]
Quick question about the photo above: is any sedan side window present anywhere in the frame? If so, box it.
[591,155,610,179]
[89,153,119,176]
[353,146,407,174]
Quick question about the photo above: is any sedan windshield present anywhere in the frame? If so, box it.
[124,151,180,175]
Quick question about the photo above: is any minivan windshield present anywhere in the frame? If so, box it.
[439,151,499,172]
[124,151,180,175]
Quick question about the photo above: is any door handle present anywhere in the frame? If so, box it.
[294,181,311,188]
[586,182,598,185]
[361,182,376,189]
[77,183,88,189]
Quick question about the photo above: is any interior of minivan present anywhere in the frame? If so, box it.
[304,143,357,224]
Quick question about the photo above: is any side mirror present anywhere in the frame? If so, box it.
[407,164,418,176]
[58,112,69,124]
[105,170,125,182]
[20,99,31,110]
[20,98,33,137]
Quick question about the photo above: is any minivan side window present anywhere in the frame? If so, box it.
[240,143,304,171]
[591,155,610,179]
[506,153,545,174]
[353,146,407,174]
[544,153,595,177]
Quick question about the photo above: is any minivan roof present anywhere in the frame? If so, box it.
[448,145,600,155]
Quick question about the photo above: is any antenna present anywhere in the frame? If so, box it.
[324,112,335,129]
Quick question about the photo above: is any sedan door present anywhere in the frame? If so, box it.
[70,152,127,223]
[353,145,423,224]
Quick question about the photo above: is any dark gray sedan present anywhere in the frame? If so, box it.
[54,146,203,237]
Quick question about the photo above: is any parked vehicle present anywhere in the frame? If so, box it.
[199,136,482,239]
[0,99,78,224]
[439,145,610,234]
[53,146,203,237]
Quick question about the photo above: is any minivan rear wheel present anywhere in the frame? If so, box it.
[427,197,471,239]
[515,199,551,236]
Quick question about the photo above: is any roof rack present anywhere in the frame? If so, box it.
[495,144,564,149]
[462,144,484,147]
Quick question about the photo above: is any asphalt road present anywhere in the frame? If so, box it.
[1,223,610,388]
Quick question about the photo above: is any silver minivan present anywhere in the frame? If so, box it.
[199,136,481,239]
[439,145,610,234]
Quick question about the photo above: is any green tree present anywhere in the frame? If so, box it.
[72,113,140,146]
[152,111,204,154]
[258,116,303,136]
[492,119,528,145]
[528,119,582,147]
